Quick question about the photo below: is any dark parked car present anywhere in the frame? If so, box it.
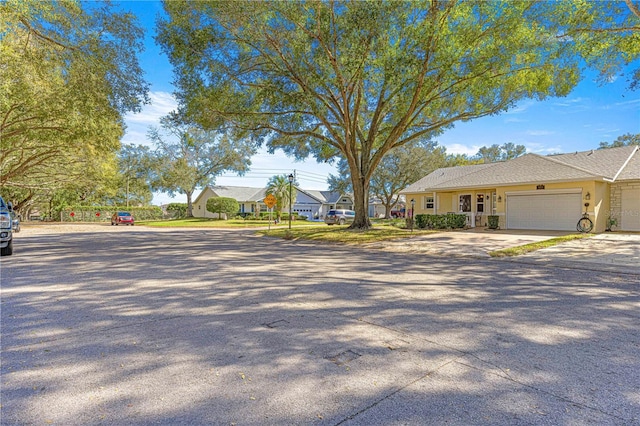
[324,209,355,225]
[0,196,13,256]
[111,211,134,226]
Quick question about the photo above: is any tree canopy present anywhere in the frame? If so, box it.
[148,114,256,217]
[598,133,640,149]
[158,0,640,229]
[474,143,526,163]
[1,0,149,211]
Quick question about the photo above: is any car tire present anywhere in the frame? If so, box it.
[1,239,13,256]
[339,218,345,225]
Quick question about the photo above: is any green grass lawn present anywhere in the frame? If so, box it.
[257,225,437,244]
[138,217,317,228]
[488,233,593,257]
[139,217,435,244]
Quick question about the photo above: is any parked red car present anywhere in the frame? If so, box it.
[390,208,406,218]
[111,211,134,226]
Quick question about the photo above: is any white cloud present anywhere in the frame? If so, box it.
[613,98,640,110]
[444,143,480,156]
[504,100,535,114]
[122,91,177,146]
[553,97,587,107]
[124,91,177,125]
[526,143,564,155]
[526,130,556,136]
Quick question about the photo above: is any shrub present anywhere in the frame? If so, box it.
[206,197,239,219]
[488,215,500,229]
[414,213,467,229]
[415,214,428,229]
[166,203,188,219]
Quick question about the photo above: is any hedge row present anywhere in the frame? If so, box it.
[61,206,163,222]
[414,213,467,229]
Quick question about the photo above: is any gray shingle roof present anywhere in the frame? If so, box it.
[196,186,346,204]
[209,186,267,202]
[605,146,640,181]
[301,189,344,204]
[401,145,639,193]
[546,145,638,179]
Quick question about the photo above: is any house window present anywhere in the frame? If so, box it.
[476,194,484,213]
[459,194,472,212]
[425,196,434,209]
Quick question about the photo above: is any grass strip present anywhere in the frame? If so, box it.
[488,233,593,257]
[138,218,317,228]
[257,225,437,244]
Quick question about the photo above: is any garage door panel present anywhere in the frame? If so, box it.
[507,193,581,231]
[621,188,640,231]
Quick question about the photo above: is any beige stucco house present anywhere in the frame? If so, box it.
[401,145,640,233]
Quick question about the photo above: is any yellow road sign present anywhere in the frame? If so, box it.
[264,194,277,209]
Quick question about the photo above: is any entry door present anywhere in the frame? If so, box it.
[459,194,472,226]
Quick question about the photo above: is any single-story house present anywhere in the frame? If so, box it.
[193,186,267,218]
[293,188,353,220]
[401,145,640,233]
[193,185,354,220]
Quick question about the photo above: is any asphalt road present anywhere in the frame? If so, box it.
[1,227,639,425]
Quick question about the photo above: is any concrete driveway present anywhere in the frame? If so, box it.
[374,228,640,273]
[374,228,567,257]
[518,232,640,273]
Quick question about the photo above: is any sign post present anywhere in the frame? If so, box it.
[263,194,277,230]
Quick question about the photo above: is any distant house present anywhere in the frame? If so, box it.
[193,186,267,218]
[295,188,354,219]
[401,145,640,232]
[193,185,354,220]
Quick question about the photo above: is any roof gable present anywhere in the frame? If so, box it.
[194,186,266,204]
[546,145,638,180]
[402,163,495,193]
[402,146,639,192]
[614,146,640,180]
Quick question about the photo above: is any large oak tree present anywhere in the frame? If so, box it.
[1,0,149,210]
[158,0,639,229]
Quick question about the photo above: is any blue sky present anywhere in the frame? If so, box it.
[118,1,640,205]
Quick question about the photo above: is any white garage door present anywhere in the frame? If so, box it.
[621,188,640,231]
[507,192,581,231]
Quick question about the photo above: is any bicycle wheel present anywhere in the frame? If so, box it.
[577,217,593,233]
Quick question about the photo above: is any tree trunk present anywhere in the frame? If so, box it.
[385,204,392,219]
[349,175,371,229]
[186,191,193,217]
